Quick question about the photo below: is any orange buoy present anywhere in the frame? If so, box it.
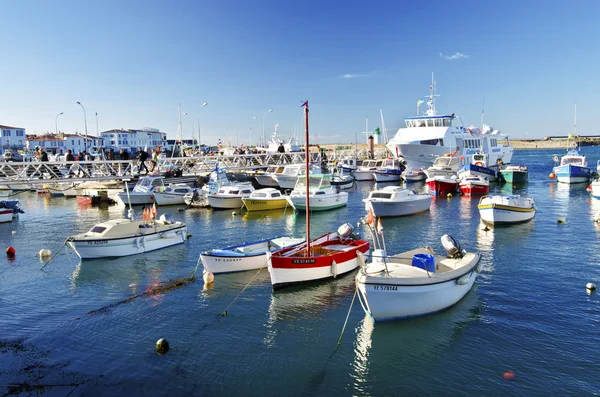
[6,246,15,258]
[549,172,556,179]
[503,371,517,381]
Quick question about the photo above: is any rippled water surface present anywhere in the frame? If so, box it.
[1,148,600,396]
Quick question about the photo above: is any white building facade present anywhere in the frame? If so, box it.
[26,133,104,155]
[0,125,26,154]
[100,128,167,154]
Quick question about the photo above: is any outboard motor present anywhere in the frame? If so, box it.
[159,214,175,225]
[441,234,464,259]
[337,223,355,239]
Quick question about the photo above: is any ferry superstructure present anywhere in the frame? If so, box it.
[385,76,514,169]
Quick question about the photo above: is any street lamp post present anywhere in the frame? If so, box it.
[250,116,257,147]
[198,102,208,152]
[76,101,88,153]
[55,112,63,135]
[262,109,273,149]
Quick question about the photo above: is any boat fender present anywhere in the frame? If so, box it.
[456,274,470,285]
[331,260,337,278]
[203,269,215,284]
[440,234,463,259]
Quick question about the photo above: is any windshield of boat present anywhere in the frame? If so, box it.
[370,193,392,199]
[562,157,584,166]
[435,157,452,166]
[89,226,107,234]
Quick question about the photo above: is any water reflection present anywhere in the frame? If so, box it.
[349,290,482,394]
[264,275,355,347]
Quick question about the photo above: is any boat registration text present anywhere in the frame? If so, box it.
[372,285,398,291]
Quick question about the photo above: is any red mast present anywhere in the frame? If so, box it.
[303,100,310,256]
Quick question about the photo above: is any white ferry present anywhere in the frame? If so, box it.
[385,76,514,169]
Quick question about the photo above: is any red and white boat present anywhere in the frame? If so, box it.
[0,208,13,223]
[426,175,459,197]
[267,101,370,289]
[459,174,489,196]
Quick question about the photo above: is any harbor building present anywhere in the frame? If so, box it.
[0,125,26,154]
[100,127,167,154]
[26,133,103,155]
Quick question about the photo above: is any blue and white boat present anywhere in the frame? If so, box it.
[552,103,592,184]
[373,158,404,182]
[458,152,498,182]
[553,148,591,184]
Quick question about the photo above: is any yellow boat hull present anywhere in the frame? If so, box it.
[242,198,289,211]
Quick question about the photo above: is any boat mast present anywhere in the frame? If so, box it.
[303,100,311,256]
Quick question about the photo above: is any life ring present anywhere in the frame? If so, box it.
[474,161,484,166]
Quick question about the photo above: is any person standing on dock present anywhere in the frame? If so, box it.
[137,147,150,175]
[39,148,48,162]
[150,149,159,173]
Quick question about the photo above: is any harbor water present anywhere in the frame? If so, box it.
[1,148,600,395]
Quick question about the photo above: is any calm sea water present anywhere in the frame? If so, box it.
[1,148,600,396]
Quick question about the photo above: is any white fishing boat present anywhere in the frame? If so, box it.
[477,195,536,224]
[457,152,498,182]
[271,164,305,190]
[286,174,348,211]
[589,179,600,198]
[424,155,461,178]
[200,236,307,274]
[67,213,187,259]
[207,184,255,209]
[330,169,355,190]
[153,184,195,206]
[402,168,427,182]
[353,159,384,181]
[337,156,358,173]
[386,74,513,169]
[254,165,286,187]
[255,123,301,153]
[552,103,592,184]
[268,101,370,289]
[114,176,165,206]
[356,234,482,321]
[458,174,489,196]
[363,186,431,217]
[373,158,404,182]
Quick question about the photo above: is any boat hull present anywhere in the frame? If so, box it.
[353,170,375,181]
[268,239,370,289]
[286,193,348,211]
[274,175,299,190]
[478,204,535,224]
[373,171,402,182]
[500,170,528,184]
[365,197,431,217]
[242,198,289,211]
[153,192,187,206]
[0,209,13,223]
[115,192,155,206]
[426,178,459,196]
[255,175,279,187]
[459,182,489,196]
[207,195,244,209]
[68,224,187,259]
[553,165,591,184]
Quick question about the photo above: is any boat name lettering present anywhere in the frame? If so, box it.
[292,259,316,264]
[373,285,398,291]
[87,241,108,245]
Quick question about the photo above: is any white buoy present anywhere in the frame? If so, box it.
[38,249,52,258]
[11,231,16,234]
[557,216,566,224]
[156,338,169,355]
[232,211,237,216]
[203,269,215,284]
[586,282,597,291]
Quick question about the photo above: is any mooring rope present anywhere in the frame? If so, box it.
[218,256,269,317]
[39,239,70,270]
[333,286,358,353]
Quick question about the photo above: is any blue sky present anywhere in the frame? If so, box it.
[1,0,599,144]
